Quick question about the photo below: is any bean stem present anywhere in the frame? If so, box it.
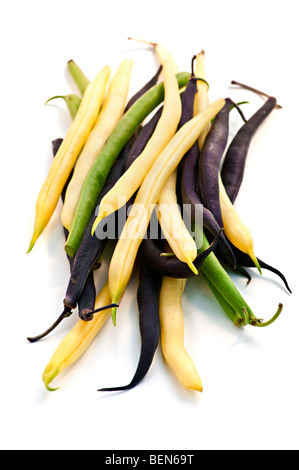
[231,80,282,109]
[250,303,283,327]
[45,94,82,120]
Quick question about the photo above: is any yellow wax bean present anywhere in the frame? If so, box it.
[219,177,262,274]
[154,43,180,73]
[157,170,198,275]
[61,60,134,231]
[107,99,225,324]
[194,50,211,151]
[42,282,112,391]
[159,277,203,392]
[93,59,182,225]
[128,37,180,74]
[27,65,111,252]
[153,43,198,274]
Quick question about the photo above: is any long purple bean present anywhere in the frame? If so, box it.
[197,98,234,228]
[99,264,161,392]
[124,106,163,171]
[27,139,97,343]
[176,60,237,270]
[221,93,277,203]
[216,84,291,292]
[124,66,162,111]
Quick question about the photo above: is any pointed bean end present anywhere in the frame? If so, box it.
[27,239,35,254]
[91,214,105,237]
[42,367,60,392]
[112,307,118,326]
[45,95,64,106]
[187,260,199,276]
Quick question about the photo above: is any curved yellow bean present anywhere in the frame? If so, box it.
[107,99,225,324]
[157,170,198,274]
[28,65,111,252]
[159,277,203,392]
[61,60,134,231]
[128,37,180,74]
[42,282,112,391]
[94,59,182,225]
[154,43,180,73]
[219,177,262,274]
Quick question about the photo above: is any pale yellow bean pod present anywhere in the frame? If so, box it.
[159,277,203,392]
[219,177,262,274]
[94,59,182,225]
[28,65,111,252]
[42,282,112,391]
[61,60,134,230]
[157,170,198,275]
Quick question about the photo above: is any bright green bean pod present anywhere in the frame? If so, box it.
[198,228,282,327]
[199,231,252,326]
[65,71,190,257]
[67,60,90,96]
[201,272,246,326]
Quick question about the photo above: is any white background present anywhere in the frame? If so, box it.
[1,0,298,451]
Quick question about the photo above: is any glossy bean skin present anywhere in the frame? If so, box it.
[124,106,162,171]
[139,227,222,278]
[107,99,225,324]
[217,98,291,293]
[64,136,134,318]
[28,66,111,252]
[125,65,162,111]
[27,139,96,343]
[63,69,165,317]
[226,242,292,294]
[180,136,237,267]
[197,98,233,228]
[159,276,203,392]
[221,97,277,204]
[99,264,161,392]
[94,60,183,227]
[61,60,134,231]
[65,72,190,257]
[53,138,97,318]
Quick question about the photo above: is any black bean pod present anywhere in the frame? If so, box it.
[197,98,233,228]
[99,264,161,392]
[180,134,237,267]
[221,97,277,203]
[124,65,162,111]
[139,229,222,278]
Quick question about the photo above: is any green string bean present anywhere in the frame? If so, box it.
[197,226,283,326]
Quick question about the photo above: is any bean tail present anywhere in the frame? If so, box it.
[99,265,161,392]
